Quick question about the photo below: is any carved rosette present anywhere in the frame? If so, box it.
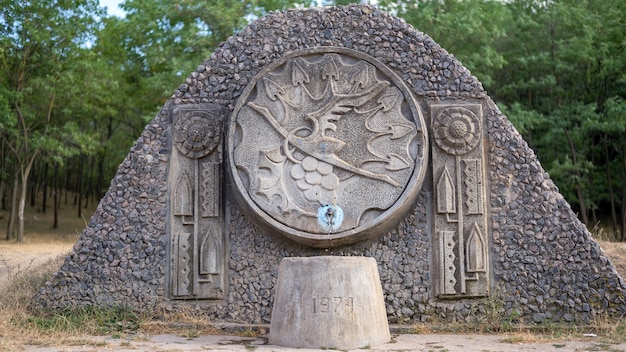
[432,107,481,156]
[174,114,221,159]
[228,47,428,248]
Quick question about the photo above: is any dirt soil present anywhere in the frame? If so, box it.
[0,240,73,290]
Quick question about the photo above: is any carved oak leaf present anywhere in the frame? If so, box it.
[385,153,411,171]
[365,132,412,171]
[387,124,413,139]
[321,56,339,81]
[349,62,369,89]
[378,92,400,112]
[257,147,286,203]
[256,147,309,216]
[263,77,284,101]
[317,108,344,134]
[292,61,309,86]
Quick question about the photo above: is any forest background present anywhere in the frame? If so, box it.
[0,0,624,243]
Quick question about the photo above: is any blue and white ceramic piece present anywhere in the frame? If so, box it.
[317,204,344,233]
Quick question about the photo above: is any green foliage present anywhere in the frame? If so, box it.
[379,0,511,87]
[492,0,626,227]
[0,0,311,237]
[499,103,545,136]
[89,0,312,179]
[0,0,105,240]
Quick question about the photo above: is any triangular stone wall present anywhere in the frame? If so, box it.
[37,4,626,324]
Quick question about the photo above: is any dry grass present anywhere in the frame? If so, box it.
[0,255,76,349]
[598,240,626,278]
[591,222,626,277]
[0,196,226,349]
[0,256,222,349]
[0,255,143,350]
[0,197,107,350]
[139,305,222,336]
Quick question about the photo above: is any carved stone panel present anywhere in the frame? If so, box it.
[168,104,228,300]
[228,47,428,248]
[431,104,490,298]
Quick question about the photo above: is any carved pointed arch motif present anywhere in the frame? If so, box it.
[437,167,456,214]
[200,226,222,275]
[466,222,487,273]
[174,171,193,216]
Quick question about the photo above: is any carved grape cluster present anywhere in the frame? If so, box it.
[290,156,340,204]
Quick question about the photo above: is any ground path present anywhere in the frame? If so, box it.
[18,333,626,351]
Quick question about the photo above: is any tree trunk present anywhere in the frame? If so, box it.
[16,151,38,242]
[42,162,48,213]
[621,136,626,241]
[97,152,105,199]
[85,155,93,209]
[0,140,5,211]
[563,128,589,225]
[77,156,83,218]
[0,141,5,211]
[65,158,72,206]
[603,136,619,238]
[6,172,18,240]
[17,175,27,243]
[64,177,68,206]
[0,173,5,212]
[588,143,598,226]
[53,164,59,229]
[29,165,36,208]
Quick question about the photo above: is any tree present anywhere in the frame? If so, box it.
[493,0,626,229]
[379,0,511,88]
[0,0,103,241]
[112,0,311,113]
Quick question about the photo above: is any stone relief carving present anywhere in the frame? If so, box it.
[228,47,428,248]
[168,104,227,299]
[431,104,490,298]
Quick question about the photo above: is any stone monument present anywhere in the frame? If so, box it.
[269,257,390,349]
[37,4,626,329]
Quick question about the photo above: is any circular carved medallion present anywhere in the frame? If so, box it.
[228,47,428,247]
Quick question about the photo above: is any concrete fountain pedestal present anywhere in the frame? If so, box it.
[269,256,390,349]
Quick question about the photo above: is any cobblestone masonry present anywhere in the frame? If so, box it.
[37,4,626,324]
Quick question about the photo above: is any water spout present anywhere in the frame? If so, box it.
[317,204,344,233]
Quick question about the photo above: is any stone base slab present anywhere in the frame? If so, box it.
[269,256,390,349]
